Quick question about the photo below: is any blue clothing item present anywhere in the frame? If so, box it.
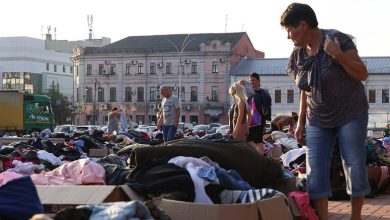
[79,201,153,220]
[305,115,370,200]
[198,166,218,182]
[214,167,254,190]
[162,124,177,142]
[0,176,43,220]
[74,139,85,153]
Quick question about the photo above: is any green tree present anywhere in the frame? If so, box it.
[45,81,72,125]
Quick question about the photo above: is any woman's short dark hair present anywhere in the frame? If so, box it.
[112,107,118,111]
[280,3,318,28]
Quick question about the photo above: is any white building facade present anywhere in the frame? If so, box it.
[231,57,390,128]
[0,35,110,99]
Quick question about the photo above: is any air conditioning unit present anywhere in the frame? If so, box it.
[184,59,190,64]
[101,104,108,109]
[220,58,225,63]
[185,105,191,111]
[102,69,109,75]
[131,60,137,65]
[157,63,163,68]
[105,60,110,65]
[149,104,155,113]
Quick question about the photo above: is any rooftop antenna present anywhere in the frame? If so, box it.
[54,27,57,40]
[41,25,44,39]
[241,24,245,32]
[225,15,228,32]
[87,14,94,40]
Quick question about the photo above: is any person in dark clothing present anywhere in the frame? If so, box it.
[247,72,272,155]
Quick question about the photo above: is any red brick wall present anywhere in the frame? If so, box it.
[230,33,265,67]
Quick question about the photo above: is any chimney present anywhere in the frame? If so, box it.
[45,34,52,41]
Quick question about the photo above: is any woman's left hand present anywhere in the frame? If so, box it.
[324,35,342,58]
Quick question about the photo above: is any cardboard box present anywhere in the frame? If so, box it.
[88,149,114,157]
[154,196,294,220]
[36,185,140,214]
[288,197,303,220]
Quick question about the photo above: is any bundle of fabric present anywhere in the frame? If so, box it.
[0,176,43,220]
[129,138,282,189]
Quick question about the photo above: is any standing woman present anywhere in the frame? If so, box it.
[107,107,121,135]
[281,3,369,220]
[229,81,251,142]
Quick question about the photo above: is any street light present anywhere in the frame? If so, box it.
[164,34,194,104]
[93,78,101,125]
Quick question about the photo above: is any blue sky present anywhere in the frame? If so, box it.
[2,0,389,58]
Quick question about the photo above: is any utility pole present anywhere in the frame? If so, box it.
[164,34,194,105]
[93,78,97,125]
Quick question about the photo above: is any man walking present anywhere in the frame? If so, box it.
[157,85,181,142]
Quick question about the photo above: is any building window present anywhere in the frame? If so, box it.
[150,63,156,74]
[166,63,172,74]
[54,65,57,72]
[110,87,116,102]
[137,87,144,102]
[287,89,294,103]
[110,64,116,75]
[212,62,218,73]
[275,89,281,103]
[190,86,198,101]
[125,87,133,102]
[190,116,198,125]
[382,89,389,103]
[211,86,219,101]
[368,90,376,103]
[70,66,73,73]
[180,87,185,102]
[138,63,144,74]
[98,64,104,75]
[135,115,145,125]
[86,87,92,103]
[150,87,157,101]
[191,62,197,74]
[63,65,66,73]
[98,87,104,102]
[126,64,131,75]
[169,86,176,94]
[86,64,92,75]
[180,64,184,74]
[149,115,157,125]
[46,63,49,71]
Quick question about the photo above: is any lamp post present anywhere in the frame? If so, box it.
[93,78,101,125]
[164,34,194,104]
